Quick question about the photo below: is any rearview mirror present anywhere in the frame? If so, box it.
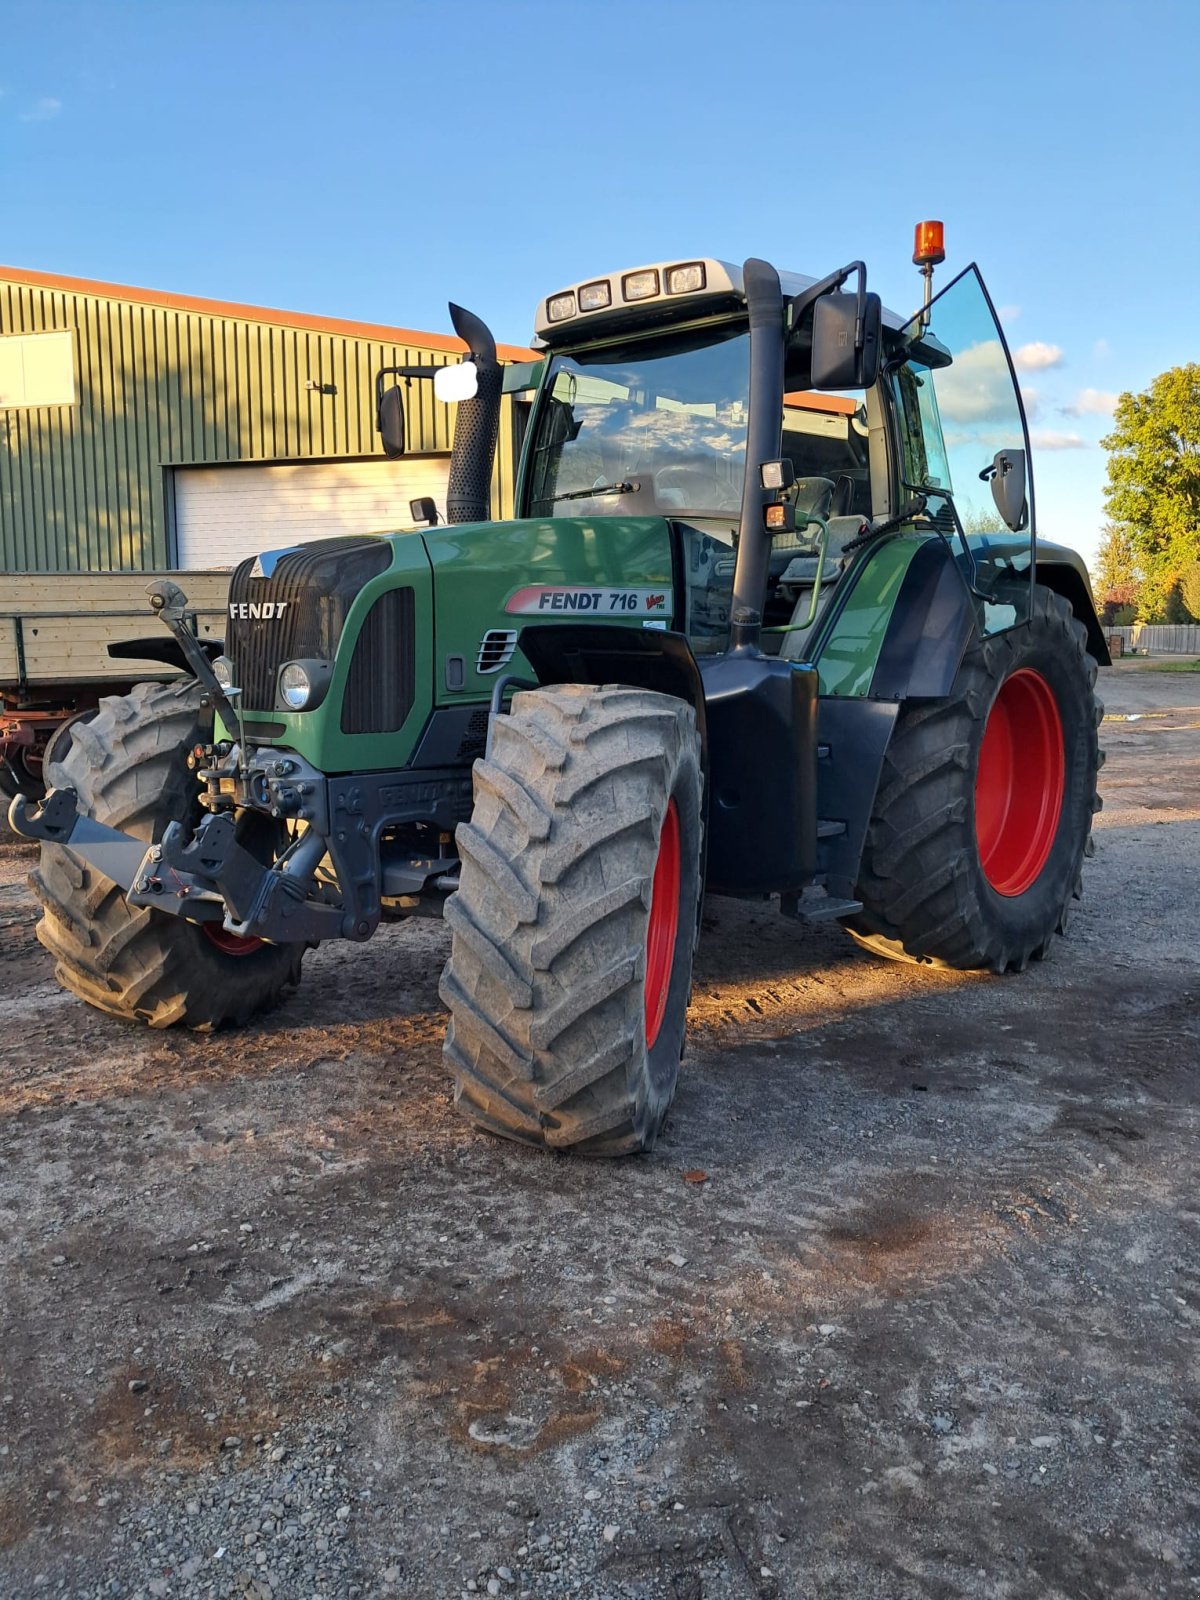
[378,385,406,458]
[810,291,882,390]
[983,448,1028,533]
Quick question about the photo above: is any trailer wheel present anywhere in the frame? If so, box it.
[846,583,1102,972]
[30,680,306,1029]
[439,683,703,1155]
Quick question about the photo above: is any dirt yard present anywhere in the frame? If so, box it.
[0,661,1197,1600]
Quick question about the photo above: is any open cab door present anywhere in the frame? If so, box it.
[891,265,1035,634]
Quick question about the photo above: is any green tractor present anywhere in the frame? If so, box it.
[10,227,1105,1155]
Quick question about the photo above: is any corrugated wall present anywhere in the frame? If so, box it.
[0,277,519,573]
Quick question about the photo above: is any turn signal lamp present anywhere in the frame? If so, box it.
[913,220,946,267]
[622,269,660,301]
[546,291,576,323]
[578,280,612,312]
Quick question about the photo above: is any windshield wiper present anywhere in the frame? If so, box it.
[552,480,639,502]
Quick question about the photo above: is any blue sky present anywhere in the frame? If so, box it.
[4,0,1198,572]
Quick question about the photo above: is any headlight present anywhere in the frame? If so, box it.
[279,663,312,710]
[212,655,235,690]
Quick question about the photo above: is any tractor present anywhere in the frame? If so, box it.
[10,225,1105,1155]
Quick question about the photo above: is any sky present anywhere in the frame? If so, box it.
[4,0,1199,574]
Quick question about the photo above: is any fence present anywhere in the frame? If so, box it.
[1107,623,1200,655]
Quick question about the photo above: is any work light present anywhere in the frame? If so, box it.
[666,262,705,295]
[546,292,576,323]
[578,280,612,312]
[622,270,659,301]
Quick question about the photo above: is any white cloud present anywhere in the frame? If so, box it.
[1093,338,1111,360]
[1013,341,1063,372]
[19,97,61,122]
[1020,386,1040,418]
[936,340,1018,425]
[1062,387,1119,418]
[1031,430,1087,451]
[998,304,1021,322]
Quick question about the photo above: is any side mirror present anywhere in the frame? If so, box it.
[982,448,1028,532]
[378,384,406,458]
[409,495,439,527]
[810,291,882,390]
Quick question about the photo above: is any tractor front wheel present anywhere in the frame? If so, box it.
[439,683,703,1155]
[847,584,1102,972]
[31,680,306,1029]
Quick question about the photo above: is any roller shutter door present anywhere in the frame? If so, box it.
[174,456,450,568]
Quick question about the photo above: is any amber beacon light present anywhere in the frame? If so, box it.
[913,219,945,326]
[912,219,946,266]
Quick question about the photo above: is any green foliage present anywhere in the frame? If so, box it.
[1102,364,1200,619]
[1094,520,1141,609]
[1180,559,1200,622]
[1162,583,1191,624]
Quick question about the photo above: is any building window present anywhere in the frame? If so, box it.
[0,330,77,409]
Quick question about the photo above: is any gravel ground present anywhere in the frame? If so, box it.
[0,660,1197,1600]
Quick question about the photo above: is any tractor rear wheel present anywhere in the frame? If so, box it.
[31,680,306,1029]
[439,683,703,1155]
[846,584,1102,972]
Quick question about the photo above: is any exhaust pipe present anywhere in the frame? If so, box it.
[729,259,786,654]
[446,302,503,526]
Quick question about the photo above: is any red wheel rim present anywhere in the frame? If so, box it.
[644,798,681,1049]
[975,668,1065,897]
[201,922,265,957]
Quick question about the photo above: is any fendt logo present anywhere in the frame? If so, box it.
[228,601,291,621]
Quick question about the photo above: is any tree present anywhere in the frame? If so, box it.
[1102,364,1200,620]
[1093,520,1142,620]
[1181,558,1200,623]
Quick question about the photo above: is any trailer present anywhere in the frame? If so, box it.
[0,573,227,798]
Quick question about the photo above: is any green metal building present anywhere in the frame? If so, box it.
[0,265,534,575]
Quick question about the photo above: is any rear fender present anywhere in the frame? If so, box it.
[1034,547,1110,664]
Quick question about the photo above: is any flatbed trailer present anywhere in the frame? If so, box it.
[0,572,227,797]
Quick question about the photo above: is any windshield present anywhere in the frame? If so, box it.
[525,326,751,519]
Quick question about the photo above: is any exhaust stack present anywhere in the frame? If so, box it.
[445,302,502,525]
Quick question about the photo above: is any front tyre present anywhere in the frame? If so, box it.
[847,584,1102,973]
[439,684,704,1155]
[31,680,306,1029]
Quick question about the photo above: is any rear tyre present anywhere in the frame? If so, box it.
[31,680,306,1029]
[439,683,703,1155]
[846,584,1102,973]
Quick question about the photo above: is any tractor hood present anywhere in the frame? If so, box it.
[423,515,676,703]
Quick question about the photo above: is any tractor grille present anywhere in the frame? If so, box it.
[341,587,416,734]
[226,537,392,712]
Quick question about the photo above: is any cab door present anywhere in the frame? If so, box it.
[891,265,1034,632]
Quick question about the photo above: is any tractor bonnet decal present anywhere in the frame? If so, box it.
[505,586,671,618]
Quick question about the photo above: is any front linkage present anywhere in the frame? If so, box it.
[9,580,472,947]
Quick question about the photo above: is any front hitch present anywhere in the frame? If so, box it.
[8,788,151,891]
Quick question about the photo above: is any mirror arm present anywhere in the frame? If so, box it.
[788,260,867,344]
